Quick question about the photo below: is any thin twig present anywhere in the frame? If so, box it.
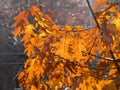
[52,53,116,70]
[60,26,97,32]
[109,50,120,74]
[89,53,113,61]
[88,37,97,54]
[86,37,97,63]
[12,71,21,81]
[102,3,118,13]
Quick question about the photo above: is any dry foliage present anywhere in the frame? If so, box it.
[12,0,120,90]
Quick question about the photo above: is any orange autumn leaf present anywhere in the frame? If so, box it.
[12,3,120,90]
[12,26,21,37]
[93,0,108,8]
[30,6,40,16]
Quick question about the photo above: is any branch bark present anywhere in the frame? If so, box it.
[86,0,101,29]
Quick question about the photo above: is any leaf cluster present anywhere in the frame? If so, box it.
[12,1,120,89]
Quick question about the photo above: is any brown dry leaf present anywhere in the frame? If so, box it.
[100,21,117,48]
[97,60,109,68]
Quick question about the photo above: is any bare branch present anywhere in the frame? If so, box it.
[86,0,101,29]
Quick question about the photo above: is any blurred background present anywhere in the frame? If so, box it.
[0,0,94,90]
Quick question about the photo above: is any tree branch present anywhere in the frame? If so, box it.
[60,26,97,32]
[102,3,118,13]
[88,37,97,54]
[52,53,116,70]
[109,50,120,74]
[86,36,97,63]
[86,0,101,29]
[89,53,113,61]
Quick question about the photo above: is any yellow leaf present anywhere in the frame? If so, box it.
[112,15,120,30]
[24,24,34,34]
[38,20,44,28]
